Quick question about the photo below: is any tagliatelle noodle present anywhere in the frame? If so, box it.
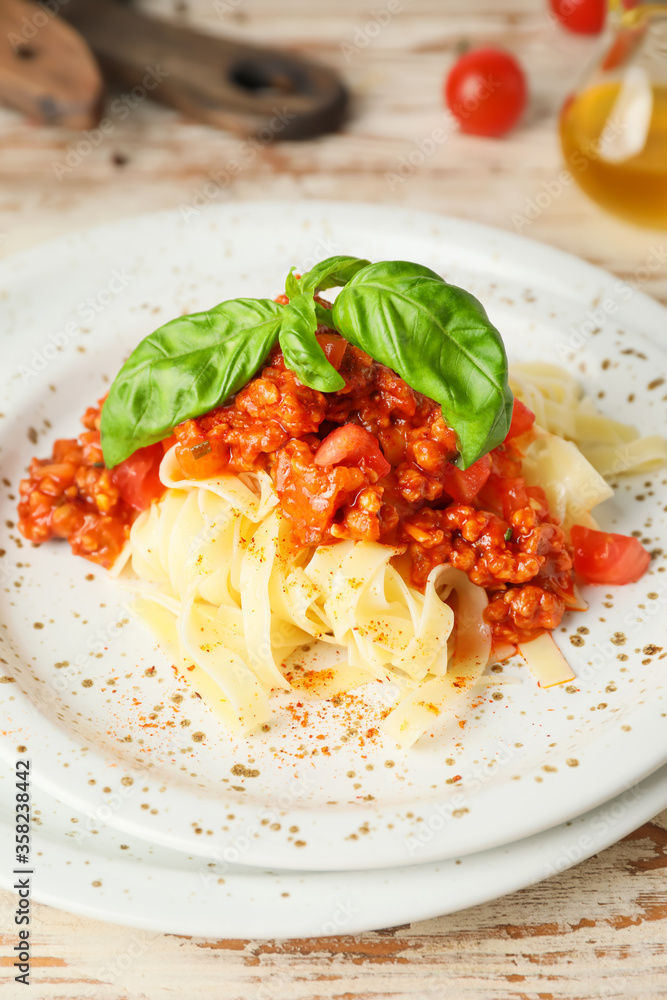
[114,362,666,746]
[123,448,471,743]
[510,362,667,479]
[520,432,613,531]
[517,632,575,688]
[381,565,492,748]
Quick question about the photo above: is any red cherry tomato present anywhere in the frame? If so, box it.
[549,0,606,35]
[441,454,492,504]
[111,442,165,511]
[570,524,651,585]
[314,424,390,479]
[505,398,536,441]
[445,48,527,137]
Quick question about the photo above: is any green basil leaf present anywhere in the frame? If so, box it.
[299,255,370,297]
[285,267,300,300]
[314,301,335,327]
[275,256,368,392]
[279,297,345,393]
[101,298,284,467]
[332,260,513,468]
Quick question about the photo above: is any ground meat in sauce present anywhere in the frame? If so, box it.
[172,328,574,644]
[17,323,575,645]
[17,406,133,567]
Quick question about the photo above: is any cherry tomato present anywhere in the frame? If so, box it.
[570,524,651,585]
[111,442,165,511]
[445,48,527,137]
[314,424,390,479]
[549,0,606,35]
[441,454,492,504]
[505,398,536,441]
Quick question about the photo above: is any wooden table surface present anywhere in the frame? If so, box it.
[1,1,666,997]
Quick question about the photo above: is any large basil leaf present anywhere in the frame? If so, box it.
[332,261,513,468]
[279,296,344,393]
[101,299,284,467]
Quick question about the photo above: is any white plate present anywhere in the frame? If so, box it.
[1,201,666,872]
[1,759,665,938]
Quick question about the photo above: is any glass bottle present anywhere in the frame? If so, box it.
[559,1,667,227]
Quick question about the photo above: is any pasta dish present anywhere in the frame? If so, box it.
[16,256,665,747]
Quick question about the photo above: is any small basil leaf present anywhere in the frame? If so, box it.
[299,255,370,297]
[285,267,300,300]
[332,260,513,468]
[101,298,284,467]
[279,297,345,393]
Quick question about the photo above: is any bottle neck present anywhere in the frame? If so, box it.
[609,1,667,27]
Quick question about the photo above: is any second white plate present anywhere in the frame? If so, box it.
[0,760,665,938]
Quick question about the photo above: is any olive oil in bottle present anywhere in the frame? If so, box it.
[561,81,667,227]
[559,3,667,228]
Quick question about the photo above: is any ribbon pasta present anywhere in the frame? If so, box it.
[114,364,665,748]
[121,446,490,747]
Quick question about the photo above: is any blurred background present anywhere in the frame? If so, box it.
[0,0,664,296]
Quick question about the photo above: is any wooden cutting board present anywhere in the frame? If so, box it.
[60,0,348,139]
[0,0,348,138]
[0,0,102,128]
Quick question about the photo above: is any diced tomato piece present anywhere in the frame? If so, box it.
[478,473,529,519]
[314,424,390,480]
[276,440,365,545]
[110,443,165,511]
[570,524,651,585]
[174,420,228,479]
[316,333,347,371]
[441,454,492,504]
[505,398,535,441]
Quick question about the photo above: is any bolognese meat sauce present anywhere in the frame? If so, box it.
[17,406,164,568]
[18,322,575,644]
